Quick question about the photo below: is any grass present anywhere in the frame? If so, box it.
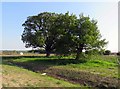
[7,55,118,78]
[2,64,81,87]
[62,59,118,78]
[2,55,119,88]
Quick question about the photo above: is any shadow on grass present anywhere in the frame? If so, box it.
[2,56,86,72]
[2,56,47,60]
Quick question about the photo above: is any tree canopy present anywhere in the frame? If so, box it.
[21,12,108,59]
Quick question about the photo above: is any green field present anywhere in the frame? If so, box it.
[2,55,119,88]
[2,65,81,87]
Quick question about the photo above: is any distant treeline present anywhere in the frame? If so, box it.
[1,50,28,55]
[27,49,119,56]
[1,50,120,56]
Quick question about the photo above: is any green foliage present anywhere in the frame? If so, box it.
[85,49,99,55]
[85,49,105,55]
[22,12,107,59]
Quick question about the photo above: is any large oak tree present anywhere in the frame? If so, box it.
[21,12,107,59]
[22,12,59,56]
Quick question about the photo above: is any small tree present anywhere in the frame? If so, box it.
[104,50,111,55]
[117,52,120,56]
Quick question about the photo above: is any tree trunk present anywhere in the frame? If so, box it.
[75,44,84,60]
[46,51,50,57]
[45,37,55,57]
[76,52,80,60]
[45,46,51,57]
[75,48,82,60]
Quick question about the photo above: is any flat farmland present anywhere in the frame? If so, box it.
[2,55,119,88]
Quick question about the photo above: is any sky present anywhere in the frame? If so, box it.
[1,1,118,52]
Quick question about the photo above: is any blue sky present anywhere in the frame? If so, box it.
[1,2,118,52]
